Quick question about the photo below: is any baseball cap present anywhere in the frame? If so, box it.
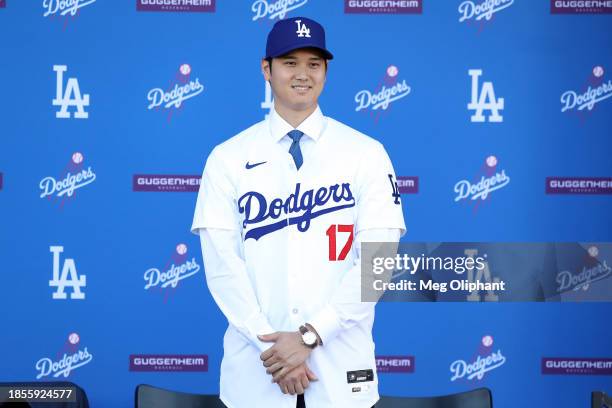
[265,17,334,60]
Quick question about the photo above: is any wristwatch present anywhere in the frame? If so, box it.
[299,325,319,349]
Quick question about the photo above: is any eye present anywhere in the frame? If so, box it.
[284,61,296,66]
[310,62,321,69]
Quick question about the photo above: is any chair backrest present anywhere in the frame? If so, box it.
[592,391,612,408]
[0,381,89,408]
[377,387,492,408]
[135,384,226,408]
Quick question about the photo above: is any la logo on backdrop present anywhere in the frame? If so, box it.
[40,152,97,209]
[458,0,515,32]
[354,65,412,123]
[450,335,506,382]
[468,69,504,122]
[251,0,308,21]
[560,65,611,122]
[35,332,93,379]
[49,246,86,300]
[454,155,510,213]
[53,65,90,119]
[143,243,202,301]
[147,63,204,123]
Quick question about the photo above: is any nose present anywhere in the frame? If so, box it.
[294,65,308,81]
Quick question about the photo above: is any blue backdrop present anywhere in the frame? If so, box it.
[1,1,611,406]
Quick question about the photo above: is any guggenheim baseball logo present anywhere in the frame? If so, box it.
[36,333,93,379]
[144,243,201,291]
[451,335,506,381]
[136,0,215,12]
[542,358,612,375]
[546,177,612,194]
[133,174,200,192]
[376,356,415,373]
[345,0,422,14]
[551,0,612,13]
[355,65,411,120]
[129,355,208,372]
[251,0,307,21]
[147,64,204,121]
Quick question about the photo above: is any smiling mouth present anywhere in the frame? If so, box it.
[292,85,311,91]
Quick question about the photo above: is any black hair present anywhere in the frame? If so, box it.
[265,53,328,75]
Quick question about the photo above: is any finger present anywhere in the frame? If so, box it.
[287,383,296,395]
[280,383,288,394]
[260,347,275,361]
[258,332,279,343]
[305,366,318,381]
[295,381,304,395]
[262,356,279,368]
[300,375,309,390]
[273,367,288,382]
[266,362,283,375]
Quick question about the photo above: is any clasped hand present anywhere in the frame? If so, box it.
[258,331,318,395]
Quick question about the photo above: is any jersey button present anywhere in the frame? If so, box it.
[291,308,299,315]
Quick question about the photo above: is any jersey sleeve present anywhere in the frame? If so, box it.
[354,142,406,235]
[191,147,239,234]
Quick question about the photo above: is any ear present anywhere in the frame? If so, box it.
[261,58,271,81]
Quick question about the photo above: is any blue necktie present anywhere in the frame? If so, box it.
[287,130,304,170]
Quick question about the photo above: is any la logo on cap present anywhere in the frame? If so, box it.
[295,20,311,38]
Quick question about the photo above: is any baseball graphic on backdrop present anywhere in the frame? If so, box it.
[593,66,604,78]
[180,63,191,76]
[486,155,497,167]
[72,152,83,164]
[588,246,599,257]
[176,243,188,255]
[387,65,398,78]
[68,332,80,345]
[482,335,493,347]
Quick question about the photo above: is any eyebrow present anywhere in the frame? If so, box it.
[280,55,323,61]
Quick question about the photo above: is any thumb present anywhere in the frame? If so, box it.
[257,332,279,342]
[305,366,319,381]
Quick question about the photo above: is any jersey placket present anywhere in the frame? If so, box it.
[286,138,306,327]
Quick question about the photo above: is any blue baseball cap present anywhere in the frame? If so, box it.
[265,17,334,60]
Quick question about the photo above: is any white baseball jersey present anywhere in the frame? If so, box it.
[192,106,406,408]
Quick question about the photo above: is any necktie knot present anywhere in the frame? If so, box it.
[287,130,304,143]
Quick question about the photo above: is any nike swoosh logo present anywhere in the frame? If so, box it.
[245,161,267,170]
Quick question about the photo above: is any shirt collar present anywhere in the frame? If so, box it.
[269,105,325,143]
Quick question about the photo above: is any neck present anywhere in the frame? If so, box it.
[274,103,317,128]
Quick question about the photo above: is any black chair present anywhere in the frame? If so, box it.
[0,381,89,408]
[135,384,226,408]
[592,391,612,408]
[377,388,492,408]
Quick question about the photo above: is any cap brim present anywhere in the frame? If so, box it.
[268,44,333,60]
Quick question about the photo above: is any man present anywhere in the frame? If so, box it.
[192,17,405,408]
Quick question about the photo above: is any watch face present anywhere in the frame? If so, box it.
[303,331,317,346]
